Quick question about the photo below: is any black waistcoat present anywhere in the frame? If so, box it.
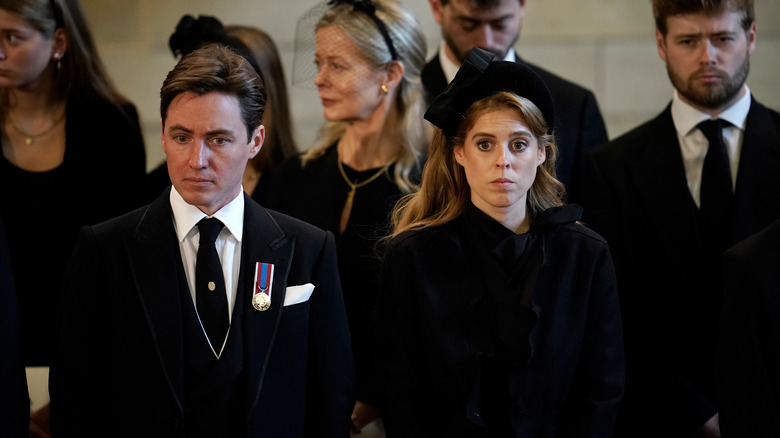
[180,277,246,437]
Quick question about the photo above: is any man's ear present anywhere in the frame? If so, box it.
[249,125,265,159]
[655,28,668,63]
[160,118,167,155]
[746,21,757,56]
[429,0,444,25]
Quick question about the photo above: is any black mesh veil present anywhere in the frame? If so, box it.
[292,0,399,89]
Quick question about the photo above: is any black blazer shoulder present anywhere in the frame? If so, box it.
[589,105,677,165]
[65,92,147,215]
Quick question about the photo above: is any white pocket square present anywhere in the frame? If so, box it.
[283,283,315,306]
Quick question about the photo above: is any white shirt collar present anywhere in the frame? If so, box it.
[438,43,517,84]
[169,186,245,243]
[671,85,752,136]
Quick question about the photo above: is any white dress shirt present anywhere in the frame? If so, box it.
[438,43,516,84]
[169,187,244,356]
[671,87,751,207]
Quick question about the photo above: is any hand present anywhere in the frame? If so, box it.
[690,413,720,438]
[350,400,381,434]
[29,403,51,438]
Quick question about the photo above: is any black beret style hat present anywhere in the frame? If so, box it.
[424,47,555,137]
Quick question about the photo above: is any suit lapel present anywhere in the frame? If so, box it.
[421,53,448,100]
[240,195,295,413]
[125,188,185,411]
[733,98,780,243]
[628,107,704,271]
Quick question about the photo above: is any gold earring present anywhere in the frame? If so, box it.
[381,84,389,94]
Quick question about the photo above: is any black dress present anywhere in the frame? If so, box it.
[0,94,146,365]
[376,204,625,437]
[256,145,405,405]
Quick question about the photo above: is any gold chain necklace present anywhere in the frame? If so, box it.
[8,109,66,145]
[337,159,391,234]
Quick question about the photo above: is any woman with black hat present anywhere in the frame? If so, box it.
[375,47,625,438]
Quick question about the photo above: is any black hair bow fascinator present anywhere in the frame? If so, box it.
[424,47,555,138]
[169,15,226,58]
[168,14,261,75]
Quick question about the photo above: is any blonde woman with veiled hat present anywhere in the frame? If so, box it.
[375,48,625,438]
[257,1,428,435]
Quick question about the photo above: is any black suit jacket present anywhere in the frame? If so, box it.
[716,218,780,437]
[50,189,356,437]
[582,98,780,436]
[421,54,608,203]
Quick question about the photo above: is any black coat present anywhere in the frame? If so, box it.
[0,213,28,437]
[0,94,146,365]
[375,205,624,438]
[50,190,356,437]
[421,54,608,204]
[582,99,780,436]
[716,218,780,437]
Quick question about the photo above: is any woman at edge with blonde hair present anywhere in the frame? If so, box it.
[257,0,428,435]
[375,48,624,437]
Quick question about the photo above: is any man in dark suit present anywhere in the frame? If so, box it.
[49,44,355,437]
[422,0,608,203]
[582,0,780,436]
[716,218,780,437]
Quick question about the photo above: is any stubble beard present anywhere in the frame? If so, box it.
[668,55,750,110]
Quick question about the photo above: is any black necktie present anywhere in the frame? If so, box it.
[698,119,734,246]
[195,218,229,352]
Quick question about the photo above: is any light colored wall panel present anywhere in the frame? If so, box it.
[748,35,780,110]
[522,0,654,39]
[601,38,673,137]
[518,42,600,94]
[76,1,780,163]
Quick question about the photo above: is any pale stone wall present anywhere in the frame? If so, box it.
[78,0,780,171]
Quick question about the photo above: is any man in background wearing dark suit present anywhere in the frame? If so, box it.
[50,44,355,437]
[716,218,780,437]
[583,0,780,436]
[422,0,608,203]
